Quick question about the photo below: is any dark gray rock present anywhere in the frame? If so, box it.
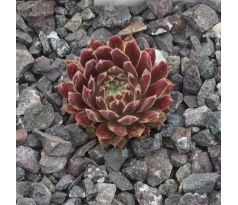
[73,140,97,158]
[33,129,72,157]
[39,31,52,55]
[24,101,55,131]
[16,48,34,80]
[16,146,40,173]
[130,2,147,15]
[158,179,178,196]
[92,6,131,29]
[16,166,25,181]
[192,151,212,173]
[63,198,81,205]
[52,191,67,204]
[208,145,221,173]
[168,55,180,75]
[148,18,172,35]
[67,157,91,177]
[42,176,55,192]
[170,151,188,167]
[39,154,67,174]
[208,191,221,205]
[29,38,42,56]
[182,173,219,193]
[134,182,163,205]
[108,171,133,191]
[56,174,74,191]
[96,183,116,205]
[136,36,150,50]
[16,30,32,47]
[176,163,192,183]
[82,178,97,200]
[170,73,183,91]
[131,132,162,157]
[31,182,52,205]
[56,27,68,39]
[155,33,173,53]
[32,56,52,74]
[144,148,172,186]
[35,76,52,94]
[24,133,42,149]
[184,95,198,108]
[88,144,106,164]
[116,192,135,205]
[178,193,208,205]
[17,181,32,198]
[69,185,86,198]
[207,111,221,135]
[84,164,107,183]
[165,194,182,205]
[202,38,215,56]
[192,129,216,147]
[171,91,183,112]
[16,87,41,116]
[122,160,147,182]
[183,106,212,127]
[172,127,191,153]
[16,13,30,33]
[183,4,218,33]
[91,28,113,43]
[104,148,128,171]
[206,94,220,110]
[65,29,87,42]
[55,14,68,28]
[147,0,172,17]
[17,198,36,205]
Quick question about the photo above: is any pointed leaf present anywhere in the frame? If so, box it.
[88,76,96,93]
[128,72,138,87]
[123,61,138,78]
[151,61,168,84]
[134,85,142,100]
[128,123,145,138]
[82,86,97,109]
[110,136,128,148]
[85,109,103,122]
[122,91,133,104]
[87,38,104,50]
[109,100,125,113]
[58,82,74,98]
[94,46,112,61]
[96,96,108,110]
[125,39,141,67]
[107,66,125,75]
[84,59,97,80]
[80,48,95,67]
[61,103,78,115]
[75,111,94,127]
[68,92,87,110]
[107,121,127,136]
[137,95,157,112]
[123,100,139,113]
[139,111,160,123]
[117,115,139,125]
[67,61,81,80]
[73,71,86,93]
[162,81,174,96]
[96,123,113,139]
[108,35,124,51]
[146,78,168,97]
[136,51,152,78]
[145,48,156,66]
[111,48,129,68]
[140,69,151,94]
[153,96,174,110]
[99,110,119,120]
[95,60,113,74]
[96,72,108,86]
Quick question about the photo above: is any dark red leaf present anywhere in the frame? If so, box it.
[111,48,129,68]
[123,61,138,78]
[87,38,104,50]
[137,95,157,112]
[107,121,127,136]
[95,60,113,74]
[123,100,139,113]
[96,123,113,139]
[58,82,74,98]
[99,110,119,120]
[109,100,125,113]
[151,61,169,84]
[136,51,152,78]
[94,46,112,61]
[127,123,145,138]
[108,35,124,51]
[75,111,94,127]
[80,48,95,67]
[153,96,174,110]
[82,86,97,109]
[140,69,151,94]
[72,71,86,93]
[84,59,97,80]
[117,115,139,125]
[85,109,104,122]
[96,96,108,110]
[146,78,168,97]
[68,92,87,110]
[145,48,156,66]
[125,39,141,67]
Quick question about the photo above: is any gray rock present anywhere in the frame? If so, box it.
[16,181,32,198]
[65,29,87,42]
[144,148,172,186]
[207,111,221,135]
[16,146,40,173]
[183,106,212,127]
[136,36,150,50]
[35,76,52,94]
[69,185,86,198]
[16,30,32,47]
[202,38,215,56]
[183,4,219,33]
[208,191,221,205]
[91,28,113,43]
[112,199,125,205]
[96,183,116,205]
[56,27,68,39]
[197,78,216,106]
[131,132,162,157]
[155,33,173,53]
[178,193,208,205]
[42,176,55,192]
[82,178,97,200]
[208,145,221,173]
[63,198,81,205]
[147,0,172,17]
[39,154,67,174]
[33,129,72,157]
[192,129,216,147]
[52,191,67,204]
[116,192,135,205]
[170,151,188,167]
[104,148,128,171]
[24,101,55,131]
[16,87,41,116]
[130,2,147,15]
[88,144,106,164]
[47,31,70,57]
[55,14,68,28]
[206,94,220,110]
[81,8,95,20]
[183,65,202,95]
[176,163,192,183]
[158,179,178,196]
[24,132,42,148]
[56,174,74,191]
[108,171,133,191]
[170,73,183,91]
[16,166,25,181]
[54,6,67,15]
[171,91,183,112]
[172,127,191,153]
[67,157,91,177]
[142,9,157,21]
[184,95,198,108]
[16,48,34,80]
[16,13,30,33]
[39,31,52,55]
[32,56,52,74]
[165,194,182,205]
[122,160,147,182]
[73,140,97,158]
[84,164,107,183]
[65,13,82,32]
[168,55,180,75]
[182,173,219,193]
[93,6,131,29]
[29,38,42,55]
[215,50,221,66]
[31,182,52,205]
[192,151,213,173]
[17,198,36,205]
[148,18,172,35]
[134,182,163,205]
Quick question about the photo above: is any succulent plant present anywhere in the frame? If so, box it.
[58,35,174,148]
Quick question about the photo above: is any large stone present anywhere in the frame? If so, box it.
[84,164,107,183]
[192,129,216,147]
[183,106,212,127]
[73,140,97,158]
[82,178,97,200]
[108,171,133,191]
[31,182,52,205]
[182,173,219,194]
[16,146,40,173]
[52,191,67,204]
[64,13,82,32]
[155,33,173,53]
[116,192,135,205]
[96,183,116,205]
[178,193,208,205]
[134,182,163,205]
[197,79,216,106]
[56,174,74,191]
[147,0,172,17]
[192,151,213,173]
[33,129,72,157]
[16,13,30,33]
[144,148,172,186]
[176,163,192,183]
[69,185,86,198]
[16,30,32,47]
[67,157,91,177]
[158,179,178,196]
[17,198,36,205]
[183,4,219,33]
[16,49,34,80]
[165,194,182,205]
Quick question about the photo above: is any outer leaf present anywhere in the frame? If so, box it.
[138,111,160,123]
[73,71,86,93]
[151,61,168,84]
[58,82,74,98]
[96,96,108,110]
[136,51,152,77]
[153,96,174,110]
[123,100,139,113]
[123,61,138,78]
[95,60,113,74]
[68,92,87,110]
[137,95,157,112]
[107,121,127,136]
[146,78,168,97]
[75,111,94,127]
[82,86,97,109]
[99,110,119,120]
[84,59,97,80]
[61,103,78,115]
[111,48,129,68]
[117,115,139,125]
[140,69,151,94]
[96,123,113,139]
[80,48,95,67]
[125,39,141,67]
[108,35,124,51]
[85,109,103,122]
[110,136,128,148]
[128,123,145,138]
[94,46,112,61]
[145,48,156,66]
[87,38,104,50]
[67,61,81,80]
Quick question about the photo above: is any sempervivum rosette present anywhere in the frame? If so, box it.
[58,35,174,148]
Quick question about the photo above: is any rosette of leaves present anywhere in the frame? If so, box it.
[58,35,174,148]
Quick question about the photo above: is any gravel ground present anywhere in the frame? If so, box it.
[16,0,221,205]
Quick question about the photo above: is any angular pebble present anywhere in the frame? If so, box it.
[31,182,52,205]
[108,171,133,191]
[96,183,116,205]
[178,193,208,205]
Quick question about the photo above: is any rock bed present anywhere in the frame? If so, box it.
[16,0,221,205]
